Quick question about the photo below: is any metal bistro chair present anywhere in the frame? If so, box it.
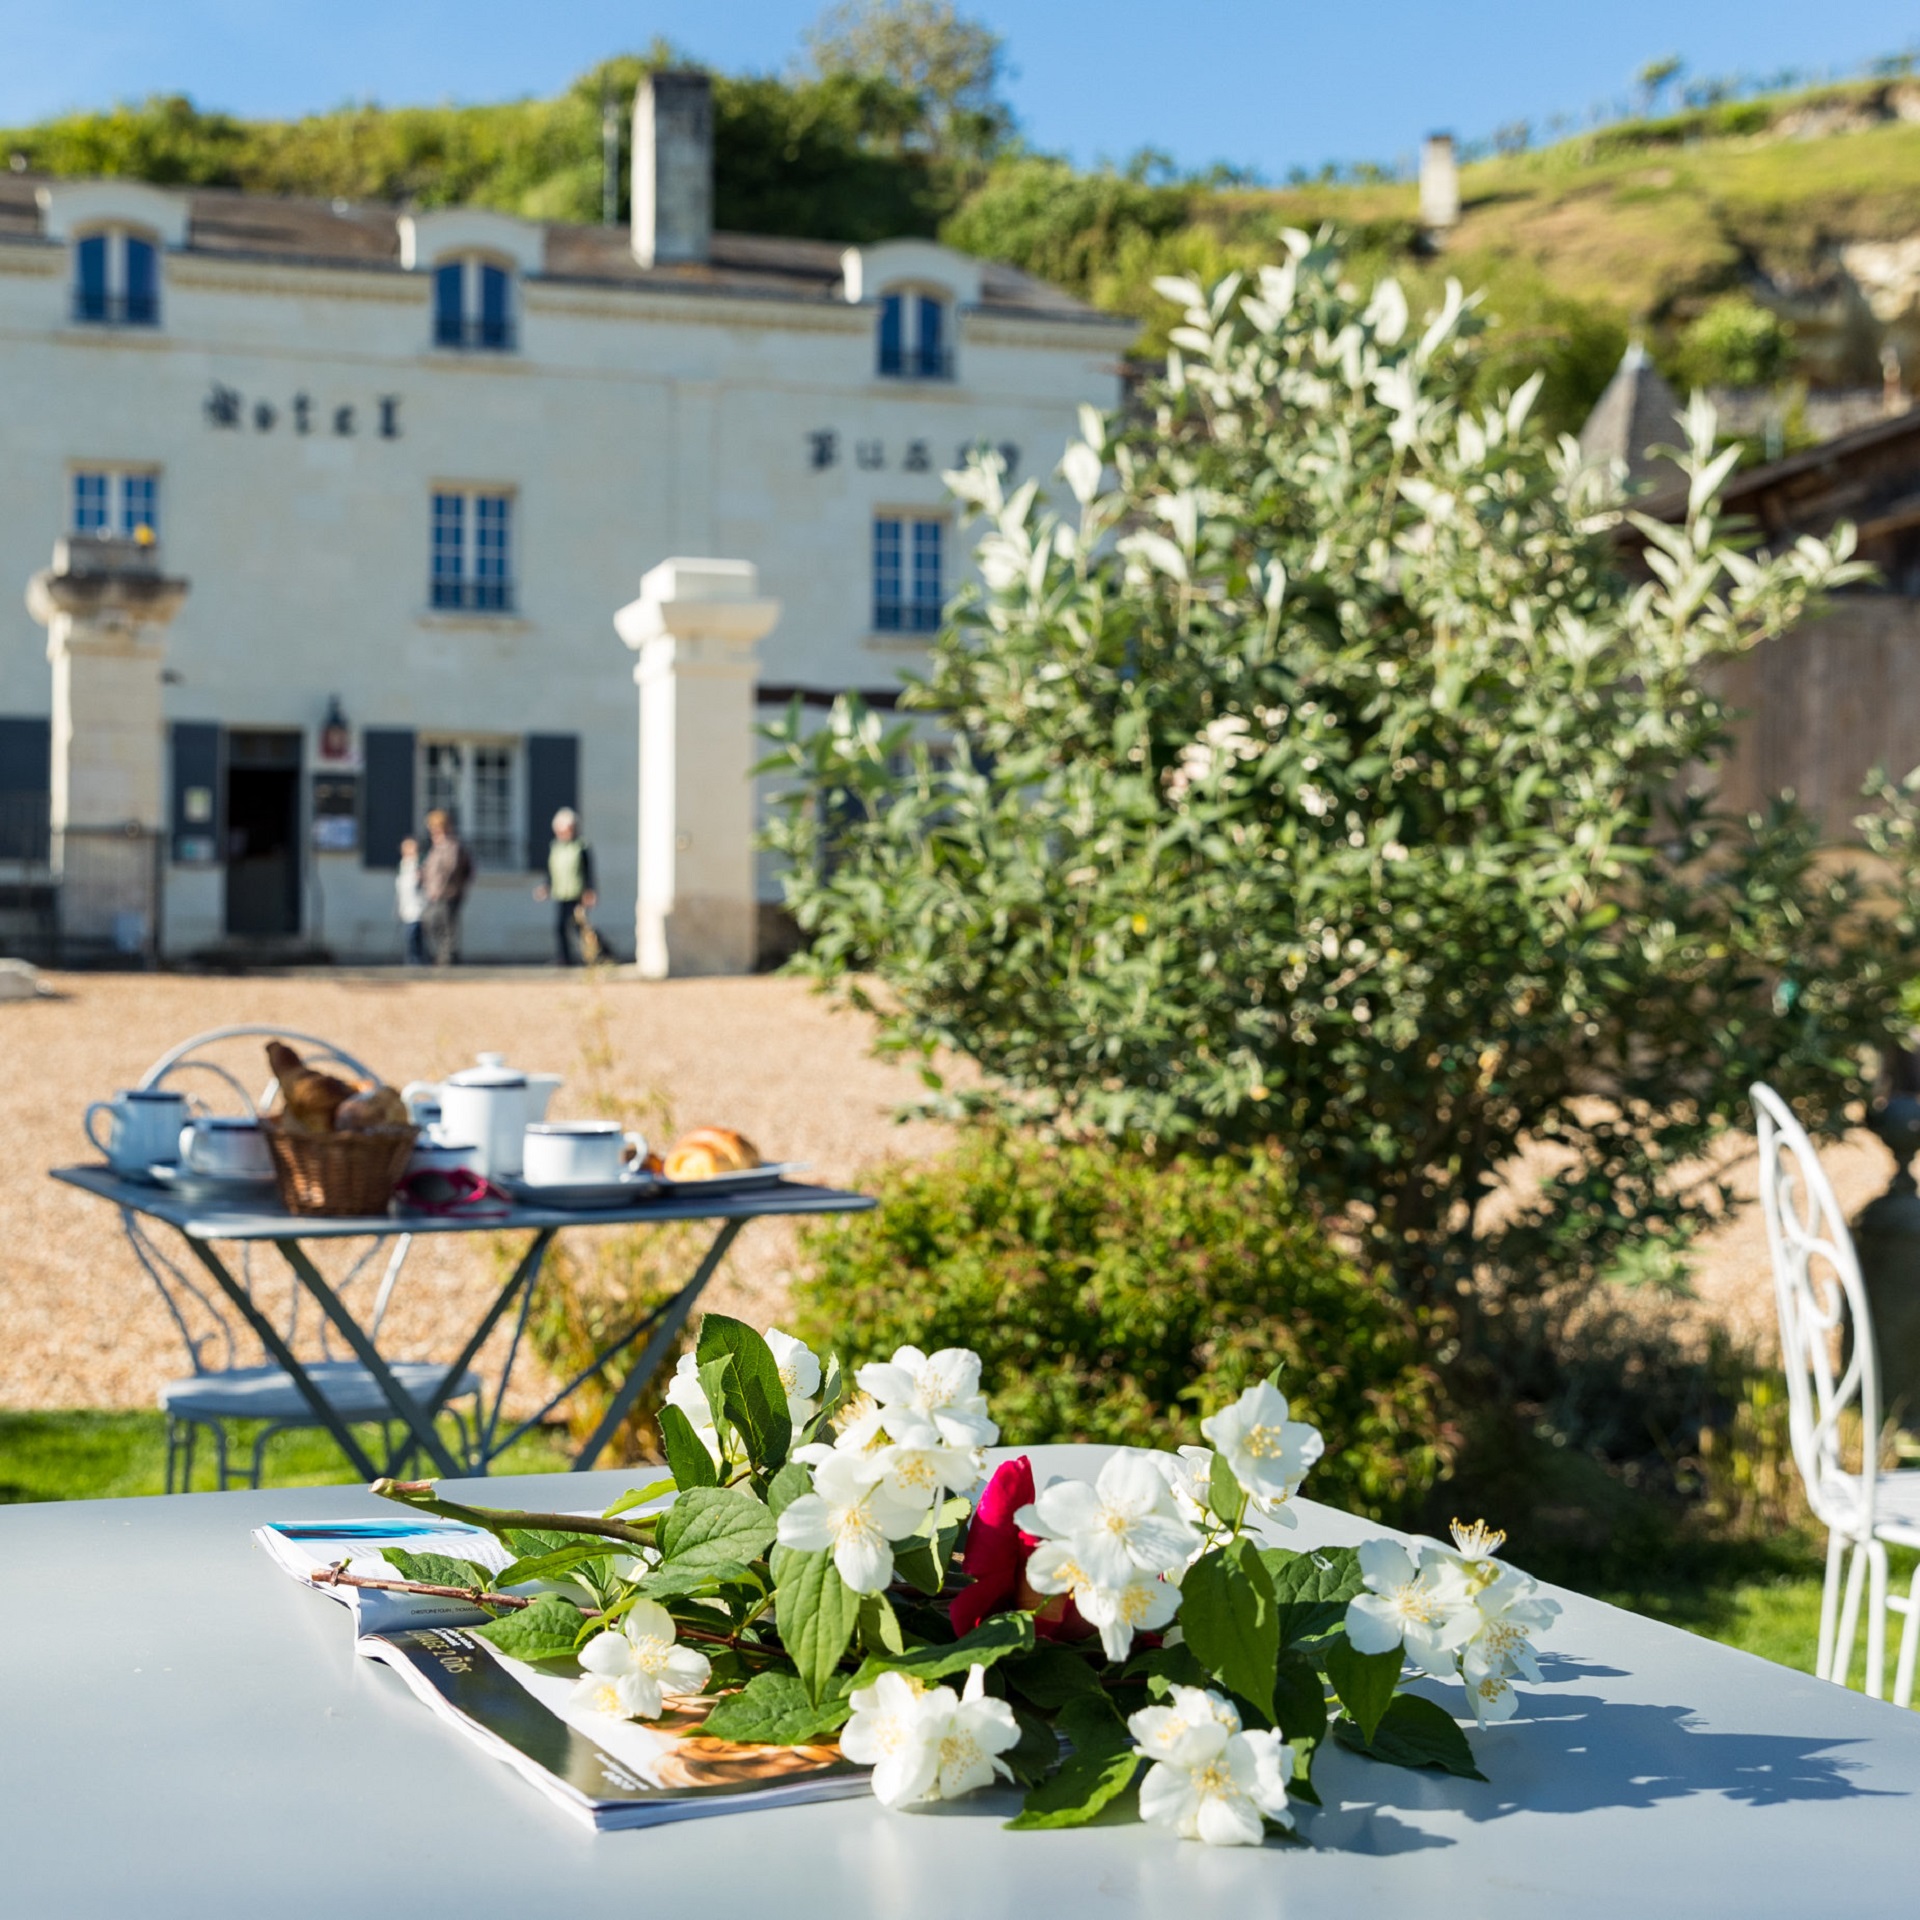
[123,1025,482,1491]
[1751,1081,1920,1707]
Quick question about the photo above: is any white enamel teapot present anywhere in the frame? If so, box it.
[402,1052,562,1180]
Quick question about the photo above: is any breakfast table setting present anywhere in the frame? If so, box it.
[54,1024,873,1476]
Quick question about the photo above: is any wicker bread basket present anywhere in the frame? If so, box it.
[263,1117,418,1217]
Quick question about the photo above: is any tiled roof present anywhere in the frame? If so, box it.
[0,173,1107,321]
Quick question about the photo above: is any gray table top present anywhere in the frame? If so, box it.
[52,1163,874,1239]
[3,1445,1916,1918]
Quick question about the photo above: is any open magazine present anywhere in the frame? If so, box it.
[255,1516,867,1832]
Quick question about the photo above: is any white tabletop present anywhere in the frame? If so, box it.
[3,1445,1915,1918]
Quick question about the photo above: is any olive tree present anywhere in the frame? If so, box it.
[763,234,1906,1323]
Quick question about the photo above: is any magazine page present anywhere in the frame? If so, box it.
[255,1517,511,1634]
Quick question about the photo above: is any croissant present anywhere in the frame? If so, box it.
[264,1041,359,1134]
[335,1084,409,1131]
[664,1126,761,1180]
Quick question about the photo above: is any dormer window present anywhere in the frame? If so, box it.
[73,228,160,327]
[433,257,515,351]
[878,290,952,380]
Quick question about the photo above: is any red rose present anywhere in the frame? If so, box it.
[949,1454,1092,1641]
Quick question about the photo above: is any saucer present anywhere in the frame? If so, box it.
[149,1163,280,1207]
[499,1172,662,1211]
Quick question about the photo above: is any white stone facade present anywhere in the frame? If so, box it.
[0,77,1128,963]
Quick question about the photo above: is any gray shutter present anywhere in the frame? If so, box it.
[362,728,416,869]
[0,715,52,863]
[168,721,221,864]
[524,733,578,872]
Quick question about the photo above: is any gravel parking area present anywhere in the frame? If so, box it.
[0,970,946,1412]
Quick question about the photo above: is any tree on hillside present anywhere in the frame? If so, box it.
[804,0,1013,159]
[1637,56,1685,116]
[764,237,1908,1343]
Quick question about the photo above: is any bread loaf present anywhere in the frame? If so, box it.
[663,1126,761,1180]
[335,1084,410,1131]
[264,1041,360,1134]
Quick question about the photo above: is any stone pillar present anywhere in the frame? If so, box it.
[614,557,779,978]
[1420,133,1460,234]
[26,535,190,947]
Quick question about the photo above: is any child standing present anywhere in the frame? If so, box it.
[396,835,426,965]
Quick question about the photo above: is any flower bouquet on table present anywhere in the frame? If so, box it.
[354,1317,1557,1847]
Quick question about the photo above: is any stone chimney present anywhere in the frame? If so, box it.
[632,71,713,268]
[1420,133,1460,233]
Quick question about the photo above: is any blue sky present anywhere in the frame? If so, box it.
[1,1,1915,179]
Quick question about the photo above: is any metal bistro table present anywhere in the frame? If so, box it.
[53,1164,873,1479]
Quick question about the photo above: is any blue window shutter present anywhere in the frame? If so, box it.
[75,235,107,320]
[0,715,51,864]
[433,261,464,345]
[168,722,221,864]
[917,295,944,375]
[525,734,579,873]
[480,263,511,347]
[362,728,416,869]
[878,292,903,375]
[873,516,903,630]
[124,236,158,323]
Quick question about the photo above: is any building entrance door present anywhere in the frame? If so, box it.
[224,730,302,938]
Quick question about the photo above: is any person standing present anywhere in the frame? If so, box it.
[420,808,474,967]
[534,807,598,966]
[395,835,427,966]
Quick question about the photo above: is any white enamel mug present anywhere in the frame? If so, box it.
[179,1115,273,1181]
[85,1089,189,1174]
[521,1122,646,1187]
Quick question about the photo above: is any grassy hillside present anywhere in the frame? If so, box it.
[10,66,1920,434]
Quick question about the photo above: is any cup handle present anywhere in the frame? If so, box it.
[84,1101,118,1160]
[179,1126,207,1174]
[624,1131,649,1167]
[400,1080,437,1122]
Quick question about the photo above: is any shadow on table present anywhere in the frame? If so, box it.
[1306,1669,1900,1854]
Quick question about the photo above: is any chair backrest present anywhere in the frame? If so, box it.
[1750,1081,1880,1536]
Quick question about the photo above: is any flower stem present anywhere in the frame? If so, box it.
[370,1477,658,1548]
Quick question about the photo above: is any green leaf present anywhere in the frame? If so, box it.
[605,1476,677,1517]
[1125,1640,1211,1693]
[1005,1644,1103,1709]
[771,1543,862,1704]
[637,1559,755,1601]
[656,1404,718,1491]
[1325,1638,1401,1745]
[848,1611,1035,1691]
[471,1593,590,1664]
[656,1486,778,1581]
[1180,1539,1279,1710]
[1002,1703,1061,1788]
[766,1461,811,1516]
[1207,1450,1248,1528]
[495,1542,619,1588]
[1333,1692,1487,1781]
[891,1534,944,1596]
[379,1549,499,1592]
[1006,1694,1140,1830]
[700,1671,852,1746]
[857,1591,906,1657]
[697,1355,736,1459]
[1272,1649,1329,1745]
[504,1528,586,1560]
[1260,1545,1364,1648]
[697,1315,792,1473]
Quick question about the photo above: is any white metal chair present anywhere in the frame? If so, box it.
[123,1025,480,1490]
[1751,1081,1920,1706]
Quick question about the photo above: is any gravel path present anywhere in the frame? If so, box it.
[0,971,946,1411]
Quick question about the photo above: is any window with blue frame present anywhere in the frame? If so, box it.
[873,514,944,632]
[72,229,160,326]
[71,469,160,539]
[876,289,953,379]
[432,257,516,351]
[431,488,515,611]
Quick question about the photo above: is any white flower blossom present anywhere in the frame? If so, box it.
[1199,1381,1324,1521]
[856,1346,1000,1450]
[775,1449,928,1593]
[1073,1569,1183,1661]
[840,1666,1020,1809]
[569,1599,711,1722]
[1344,1539,1478,1675]
[1150,1445,1217,1530]
[1017,1452,1200,1590]
[663,1352,723,1466]
[1129,1686,1294,1846]
[765,1327,822,1428]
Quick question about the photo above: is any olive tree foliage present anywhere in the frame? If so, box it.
[762,234,1908,1320]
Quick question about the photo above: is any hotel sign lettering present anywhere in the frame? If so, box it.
[203,384,402,439]
[806,430,1018,474]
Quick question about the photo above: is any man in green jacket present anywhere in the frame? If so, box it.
[534,808,598,966]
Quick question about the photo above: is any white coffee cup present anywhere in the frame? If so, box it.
[409,1138,480,1177]
[85,1089,189,1174]
[179,1115,273,1181]
[521,1121,646,1187]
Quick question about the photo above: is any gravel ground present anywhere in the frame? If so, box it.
[0,970,946,1412]
[0,968,1900,1412]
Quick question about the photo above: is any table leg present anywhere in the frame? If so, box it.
[569,1218,742,1472]
[274,1242,463,1479]
[178,1238,382,1481]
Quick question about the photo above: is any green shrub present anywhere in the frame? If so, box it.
[792,1132,1446,1522]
